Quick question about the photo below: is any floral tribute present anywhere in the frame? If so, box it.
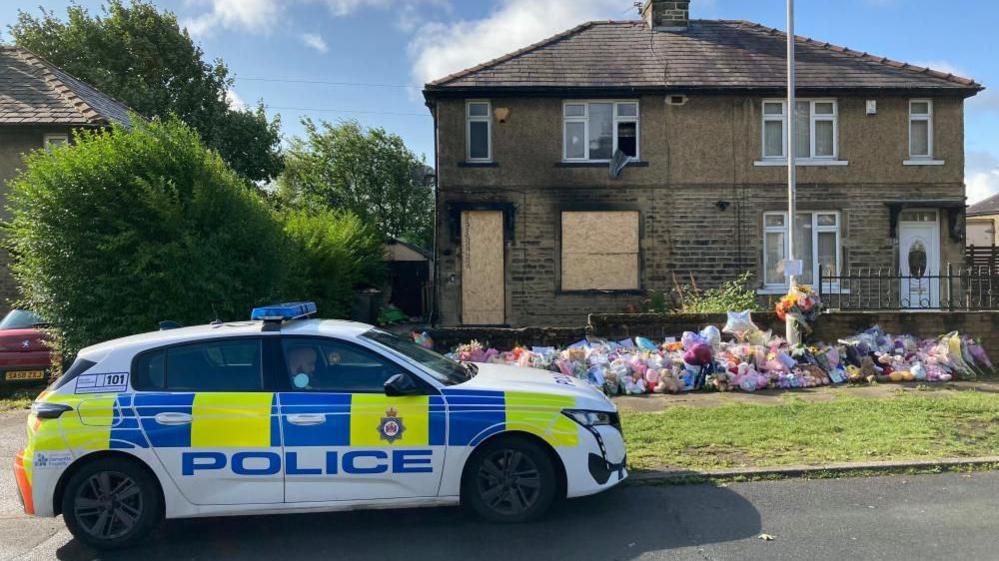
[775,284,823,335]
[428,321,994,397]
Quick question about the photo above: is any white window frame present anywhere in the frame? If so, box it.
[762,211,842,291]
[908,99,933,160]
[760,99,839,162]
[465,100,492,163]
[562,100,640,162]
[43,133,69,147]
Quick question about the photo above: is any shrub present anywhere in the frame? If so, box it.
[5,118,288,356]
[282,209,385,319]
[671,272,761,314]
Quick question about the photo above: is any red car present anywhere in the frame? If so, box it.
[0,310,53,386]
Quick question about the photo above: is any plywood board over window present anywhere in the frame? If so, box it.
[561,211,640,291]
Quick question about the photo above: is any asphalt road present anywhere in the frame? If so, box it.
[1,409,998,561]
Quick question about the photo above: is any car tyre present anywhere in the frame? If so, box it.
[61,457,161,550]
[462,435,558,523]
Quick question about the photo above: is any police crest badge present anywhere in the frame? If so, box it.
[378,407,405,444]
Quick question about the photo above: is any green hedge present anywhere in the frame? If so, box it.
[282,209,385,319]
[5,119,289,356]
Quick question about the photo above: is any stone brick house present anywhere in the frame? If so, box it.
[0,46,133,313]
[966,195,999,247]
[423,0,984,327]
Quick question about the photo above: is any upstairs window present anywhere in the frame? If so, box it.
[43,133,69,148]
[762,100,838,160]
[909,100,933,159]
[466,101,492,162]
[563,101,639,162]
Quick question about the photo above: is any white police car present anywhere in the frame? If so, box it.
[14,303,627,549]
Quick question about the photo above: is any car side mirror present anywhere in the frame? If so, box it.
[384,373,422,396]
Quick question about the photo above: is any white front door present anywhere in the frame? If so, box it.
[899,210,940,309]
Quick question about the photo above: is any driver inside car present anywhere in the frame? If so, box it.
[287,345,318,389]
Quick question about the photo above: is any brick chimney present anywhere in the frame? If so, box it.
[642,0,690,30]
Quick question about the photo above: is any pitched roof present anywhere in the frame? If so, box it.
[425,20,984,95]
[968,194,999,217]
[0,45,133,127]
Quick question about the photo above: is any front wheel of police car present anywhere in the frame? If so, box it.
[461,435,558,523]
[61,457,163,550]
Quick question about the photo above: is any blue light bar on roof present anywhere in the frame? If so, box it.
[250,301,318,321]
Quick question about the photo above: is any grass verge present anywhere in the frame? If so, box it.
[622,391,999,471]
[630,462,999,486]
[0,389,36,413]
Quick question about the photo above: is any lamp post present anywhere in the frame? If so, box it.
[786,0,800,345]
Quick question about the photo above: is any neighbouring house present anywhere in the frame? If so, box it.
[0,46,133,313]
[423,0,984,327]
[966,194,999,247]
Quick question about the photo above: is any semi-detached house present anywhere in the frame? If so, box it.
[0,45,133,313]
[423,0,984,327]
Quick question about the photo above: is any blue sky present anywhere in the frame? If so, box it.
[3,0,997,200]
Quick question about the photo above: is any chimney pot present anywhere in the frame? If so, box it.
[642,0,690,30]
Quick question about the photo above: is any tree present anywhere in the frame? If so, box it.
[277,119,435,247]
[5,119,289,356]
[9,0,283,183]
[282,209,386,319]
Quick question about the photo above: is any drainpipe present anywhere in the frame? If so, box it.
[429,98,441,326]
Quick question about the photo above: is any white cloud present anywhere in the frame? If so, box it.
[409,0,624,87]
[183,0,281,36]
[967,151,999,204]
[969,89,999,114]
[315,0,448,17]
[183,0,447,37]
[301,32,329,53]
[225,87,246,111]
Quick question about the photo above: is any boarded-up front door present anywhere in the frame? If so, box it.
[461,210,504,325]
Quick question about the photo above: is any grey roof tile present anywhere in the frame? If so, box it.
[0,45,134,127]
[968,194,999,217]
[426,20,983,94]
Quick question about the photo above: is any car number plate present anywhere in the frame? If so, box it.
[5,370,45,381]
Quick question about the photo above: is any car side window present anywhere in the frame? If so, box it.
[282,338,405,393]
[132,339,264,392]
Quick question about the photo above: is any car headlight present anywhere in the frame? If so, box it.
[562,409,619,428]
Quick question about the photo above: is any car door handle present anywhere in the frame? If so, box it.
[154,412,192,426]
[287,414,326,426]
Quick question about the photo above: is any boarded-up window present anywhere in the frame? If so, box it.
[561,211,639,291]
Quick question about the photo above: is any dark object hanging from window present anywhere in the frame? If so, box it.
[617,121,637,157]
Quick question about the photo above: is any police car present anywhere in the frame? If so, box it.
[13,303,627,549]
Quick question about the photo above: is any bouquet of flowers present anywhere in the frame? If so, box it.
[775,284,823,335]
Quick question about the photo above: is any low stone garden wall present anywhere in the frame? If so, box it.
[424,326,587,353]
[428,311,999,360]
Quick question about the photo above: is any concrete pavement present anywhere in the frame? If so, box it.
[1,409,997,561]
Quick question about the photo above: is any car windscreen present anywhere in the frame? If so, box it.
[360,329,472,386]
[0,309,44,330]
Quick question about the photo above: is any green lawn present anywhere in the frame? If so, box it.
[622,391,999,471]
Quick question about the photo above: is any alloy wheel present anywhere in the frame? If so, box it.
[476,449,543,516]
[73,470,144,541]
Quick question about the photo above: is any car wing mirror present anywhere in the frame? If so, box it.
[384,373,422,396]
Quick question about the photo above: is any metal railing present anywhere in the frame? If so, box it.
[818,265,999,311]
[966,244,999,272]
